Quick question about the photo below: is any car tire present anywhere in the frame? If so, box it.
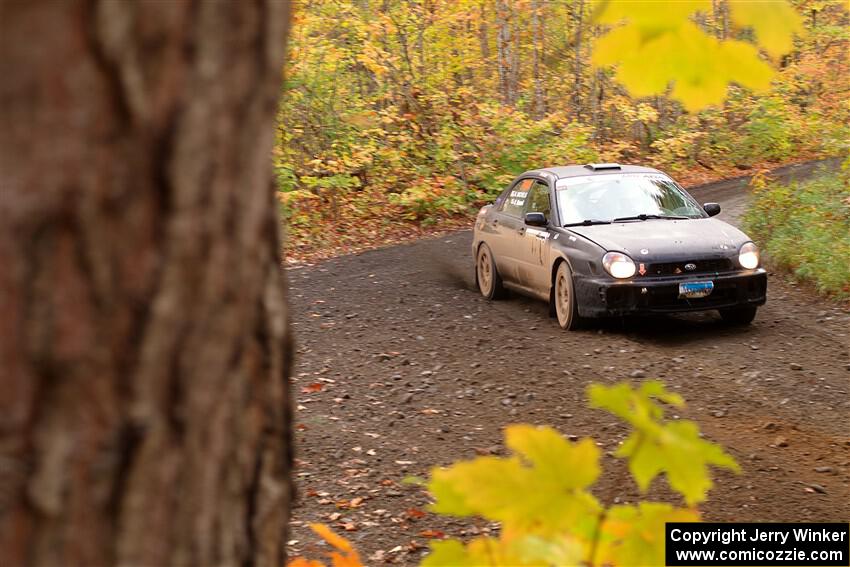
[719,305,758,325]
[476,243,506,300]
[554,261,583,330]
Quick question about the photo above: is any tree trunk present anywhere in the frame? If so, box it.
[0,1,293,566]
[478,1,491,80]
[416,0,426,79]
[496,0,516,106]
[531,0,545,119]
[571,0,585,120]
[509,2,520,107]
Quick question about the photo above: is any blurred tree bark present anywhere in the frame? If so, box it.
[0,1,293,565]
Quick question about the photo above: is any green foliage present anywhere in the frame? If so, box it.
[591,0,803,111]
[467,108,598,194]
[423,381,736,566]
[744,170,850,298]
[743,97,796,162]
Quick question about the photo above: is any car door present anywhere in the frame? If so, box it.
[515,179,554,293]
[487,178,534,284]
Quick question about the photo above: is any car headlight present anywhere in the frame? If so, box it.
[603,252,636,278]
[738,242,759,269]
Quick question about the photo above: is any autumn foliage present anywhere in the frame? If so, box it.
[277,0,848,260]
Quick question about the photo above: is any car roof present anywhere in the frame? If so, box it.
[526,164,663,180]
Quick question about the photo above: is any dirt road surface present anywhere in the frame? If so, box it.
[287,160,849,564]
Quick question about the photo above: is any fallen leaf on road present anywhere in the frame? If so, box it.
[301,383,324,393]
[419,529,445,539]
[336,497,365,509]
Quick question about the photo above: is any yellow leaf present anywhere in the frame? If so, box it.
[590,1,798,110]
[617,420,740,505]
[505,425,600,489]
[591,26,642,68]
[718,39,774,92]
[729,0,805,59]
[597,503,700,566]
[427,428,602,535]
[590,382,739,504]
[424,536,544,566]
[513,534,587,566]
[594,0,713,29]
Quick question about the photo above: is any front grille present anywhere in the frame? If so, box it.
[644,258,734,277]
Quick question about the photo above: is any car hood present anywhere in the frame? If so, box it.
[567,218,750,260]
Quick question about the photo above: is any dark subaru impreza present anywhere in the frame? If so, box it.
[472,163,767,330]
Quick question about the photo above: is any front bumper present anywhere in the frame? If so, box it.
[575,269,767,317]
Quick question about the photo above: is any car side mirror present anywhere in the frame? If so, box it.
[524,212,547,226]
[703,202,721,217]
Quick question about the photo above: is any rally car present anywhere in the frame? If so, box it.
[473,163,767,330]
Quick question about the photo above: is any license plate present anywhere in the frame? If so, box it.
[678,281,714,299]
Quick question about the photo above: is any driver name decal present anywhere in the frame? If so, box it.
[507,178,534,207]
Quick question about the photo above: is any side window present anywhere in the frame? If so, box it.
[498,178,534,217]
[524,180,551,218]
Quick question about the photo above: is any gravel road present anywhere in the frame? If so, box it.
[287,160,849,564]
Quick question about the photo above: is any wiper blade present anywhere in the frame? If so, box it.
[612,214,689,222]
[563,219,612,227]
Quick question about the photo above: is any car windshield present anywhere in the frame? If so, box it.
[555,173,706,225]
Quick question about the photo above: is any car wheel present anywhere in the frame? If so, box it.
[476,243,506,300]
[719,305,758,325]
[554,262,583,330]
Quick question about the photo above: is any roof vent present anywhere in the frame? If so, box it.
[584,163,622,171]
